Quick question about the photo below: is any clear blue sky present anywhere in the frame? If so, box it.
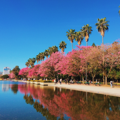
[0,0,120,72]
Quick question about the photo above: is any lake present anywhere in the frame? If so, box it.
[0,80,120,120]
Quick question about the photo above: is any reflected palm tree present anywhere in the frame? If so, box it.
[24,94,34,105]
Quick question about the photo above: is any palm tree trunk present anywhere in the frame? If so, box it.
[102,35,105,84]
[102,36,104,44]
[72,42,73,50]
[86,42,88,82]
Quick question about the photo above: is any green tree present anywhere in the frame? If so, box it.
[66,29,75,50]
[1,75,9,79]
[92,43,96,47]
[75,31,84,45]
[59,41,67,53]
[12,66,20,79]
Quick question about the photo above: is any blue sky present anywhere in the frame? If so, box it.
[0,0,120,72]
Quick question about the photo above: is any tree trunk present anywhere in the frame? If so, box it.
[71,40,73,50]
[105,76,107,85]
[82,76,84,83]
[102,35,105,84]
[92,76,95,82]
[61,48,64,53]
[78,40,81,45]
[102,35,104,44]
[86,41,88,82]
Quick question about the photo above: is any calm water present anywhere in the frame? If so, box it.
[0,81,120,120]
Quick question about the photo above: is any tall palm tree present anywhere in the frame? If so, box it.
[75,31,84,45]
[81,24,92,46]
[44,50,49,58]
[59,41,67,53]
[95,18,109,84]
[95,18,109,44]
[66,29,75,50]
[81,24,92,82]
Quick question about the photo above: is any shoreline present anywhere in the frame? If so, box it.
[11,80,120,97]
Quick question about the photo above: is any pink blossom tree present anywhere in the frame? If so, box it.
[55,47,90,81]
[9,72,15,79]
[38,52,64,79]
[27,65,40,79]
[19,67,30,79]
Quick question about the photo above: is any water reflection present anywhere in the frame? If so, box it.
[2,84,10,92]
[11,84,120,120]
[11,84,18,94]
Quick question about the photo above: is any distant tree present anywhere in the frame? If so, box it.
[1,75,9,79]
[92,43,96,47]
[12,66,20,79]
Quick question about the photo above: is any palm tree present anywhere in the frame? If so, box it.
[59,41,67,53]
[66,29,75,50]
[25,61,30,67]
[29,58,36,67]
[81,24,92,46]
[81,24,92,82]
[48,47,53,56]
[95,18,109,44]
[44,50,49,58]
[52,46,58,53]
[36,54,40,63]
[75,31,84,45]
[40,52,45,60]
[95,18,109,84]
